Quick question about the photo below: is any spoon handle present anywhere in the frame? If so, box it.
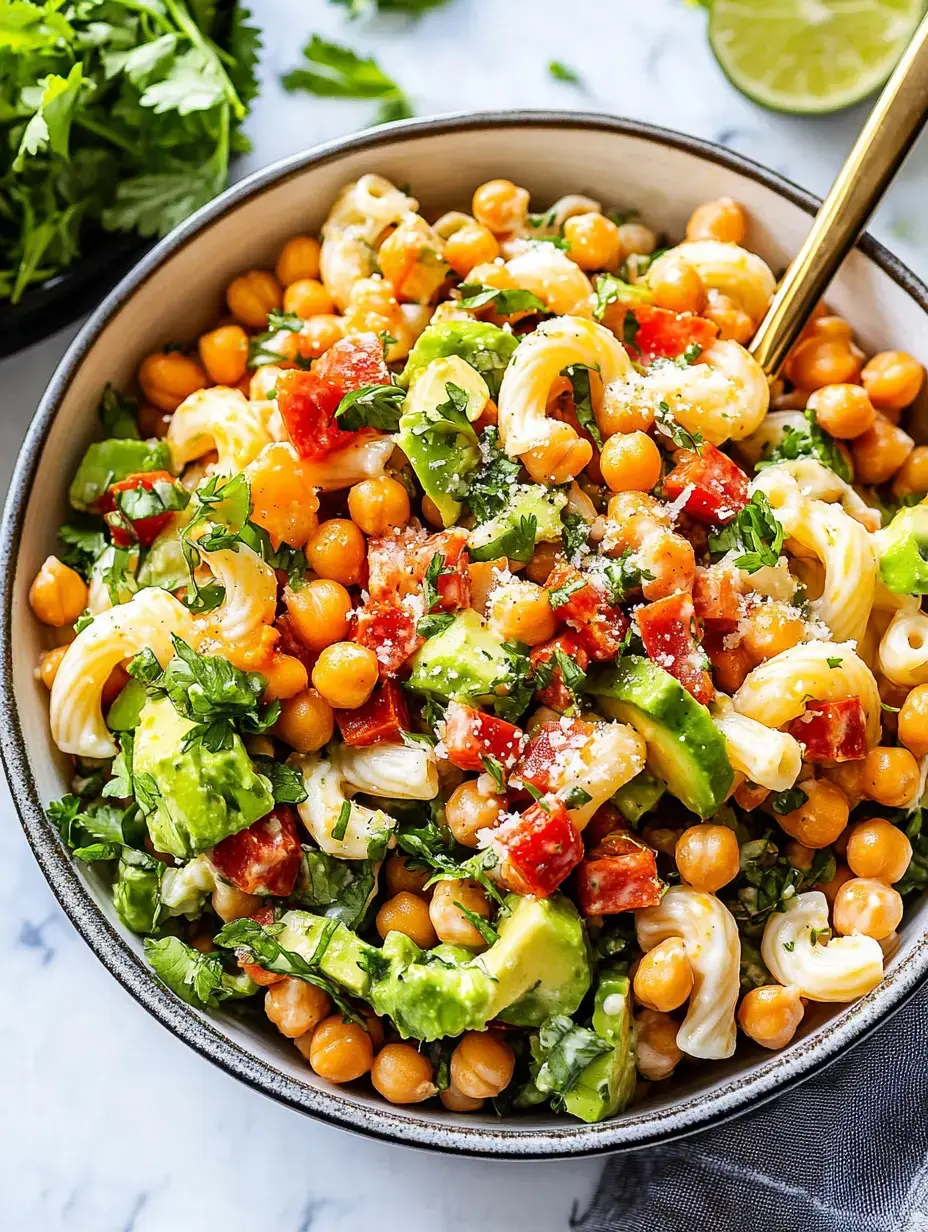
[750,14,928,377]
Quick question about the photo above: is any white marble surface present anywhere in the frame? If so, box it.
[3,2,928,1229]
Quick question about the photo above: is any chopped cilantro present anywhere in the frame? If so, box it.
[332,800,352,842]
[827,657,843,669]
[561,510,591,560]
[592,273,652,324]
[769,786,808,816]
[452,901,499,946]
[458,284,548,315]
[755,410,853,483]
[708,492,784,573]
[564,364,602,450]
[603,551,654,603]
[468,427,522,525]
[335,383,405,431]
[282,35,413,125]
[548,576,587,610]
[480,755,506,793]
[548,61,582,85]
[654,400,703,454]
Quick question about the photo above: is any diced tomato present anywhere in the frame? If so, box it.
[276,369,353,461]
[622,304,718,364]
[576,831,663,915]
[515,718,595,796]
[692,565,744,634]
[100,470,176,547]
[663,442,749,526]
[337,680,410,746]
[530,633,591,711]
[211,806,302,897]
[367,526,471,612]
[367,527,427,602]
[545,562,628,661]
[786,697,868,763]
[354,600,422,677]
[314,332,391,391]
[413,528,471,612]
[442,700,525,773]
[493,799,584,897]
[636,592,714,705]
[250,905,277,926]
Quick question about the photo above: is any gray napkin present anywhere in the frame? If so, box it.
[574,982,928,1232]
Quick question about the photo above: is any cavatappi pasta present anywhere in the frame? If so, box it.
[31,176,928,1123]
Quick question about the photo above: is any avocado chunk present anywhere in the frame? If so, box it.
[107,678,148,732]
[612,769,665,825]
[875,504,928,594]
[69,438,172,512]
[590,656,733,818]
[407,609,512,706]
[469,484,568,564]
[370,934,495,1040]
[277,909,377,998]
[138,509,192,592]
[400,320,519,400]
[133,698,273,859]
[563,969,636,1123]
[397,357,484,527]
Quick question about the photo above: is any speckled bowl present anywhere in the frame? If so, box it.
[3,112,927,1158]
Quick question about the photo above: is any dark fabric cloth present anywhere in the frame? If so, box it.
[575,982,928,1232]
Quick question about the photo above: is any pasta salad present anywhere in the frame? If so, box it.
[30,173,928,1121]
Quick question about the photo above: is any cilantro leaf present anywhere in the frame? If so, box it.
[756,410,853,483]
[335,383,405,431]
[13,64,83,172]
[548,575,586,610]
[564,364,602,450]
[592,273,652,323]
[98,384,140,439]
[532,648,586,708]
[469,514,538,565]
[603,550,654,603]
[458,284,548,315]
[530,1016,612,1109]
[770,786,808,815]
[58,516,107,580]
[145,936,257,1010]
[561,510,591,561]
[282,36,413,125]
[467,427,522,525]
[548,61,582,86]
[654,400,703,453]
[253,758,308,806]
[708,492,784,573]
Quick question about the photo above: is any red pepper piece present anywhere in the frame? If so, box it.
[100,470,176,547]
[211,806,302,897]
[545,561,628,661]
[529,632,591,710]
[692,565,744,635]
[314,332,392,391]
[787,697,868,763]
[441,700,525,772]
[623,304,718,364]
[336,680,411,747]
[576,831,664,915]
[663,443,749,526]
[493,799,584,897]
[515,718,595,796]
[636,591,714,705]
[353,600,422,677]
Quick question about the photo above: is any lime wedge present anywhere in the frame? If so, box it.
[709,0,926,114]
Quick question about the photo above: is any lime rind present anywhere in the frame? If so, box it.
[709,0,927,115]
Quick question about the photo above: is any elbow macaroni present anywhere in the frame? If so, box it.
[197,539,277,643]
[503,245,594,317]
[167,387,272,474]
[655,240,776,322]
[320,174,417,310]
[761,892,884,1002]
[711,696,802,792]
[293,752,397,860]
[636,886,741,1060]
[50,588,195,759]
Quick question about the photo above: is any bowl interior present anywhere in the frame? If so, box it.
[6,114,928,1157]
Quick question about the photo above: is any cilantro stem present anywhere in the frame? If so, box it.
[162,0,247,119]
[73,114,136,156]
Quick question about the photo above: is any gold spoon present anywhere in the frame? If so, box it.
[750,14,928,377]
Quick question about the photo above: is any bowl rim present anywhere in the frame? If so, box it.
[4,108,928,1159]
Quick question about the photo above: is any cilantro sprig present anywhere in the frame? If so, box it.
[756,410,853,483]
[458,284,548,316]
[708,492,784,573]
[282,35,413,124]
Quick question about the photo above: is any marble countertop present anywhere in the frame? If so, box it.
[3,2,928,1229]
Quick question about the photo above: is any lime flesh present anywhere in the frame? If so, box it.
[709,0,926,114]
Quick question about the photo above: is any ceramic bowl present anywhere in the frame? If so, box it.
[3,111,927,1158]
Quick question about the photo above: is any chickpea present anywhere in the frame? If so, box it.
[306,518,366,587]
[738,984,804,1050]
[198,324,249,387]
[703,289,753,345]
[37,645,68,690]
[819,861,854,904]
[370,1043,436,1104]
[892,446,928,499]
[421,493,444,528]
[296,315,345,360]
[262,654,309,702]
[226,268,282,329]
[275,687,335,753]
[786,336,862,391]
[804,313,852,343]
[846,818,912,884]
[138,350,207,412]
[635,1009,682,1081]
[305,1015,374,1083]
[675,823,740,892]
[445,223,500,278]
[740,601,805,663]
[487,580,557,646]
[275,235,321,286]
[265,977,332,1038]
[599,431,662,493]
[641,826,683,857]
[446,779,505,848]
[563,213,621,272]
[523,421,593,485]
[311,642,378,710]
[246,442,320,549]
[29,556,88,627]
[385,852,430,896]
[211,880,261,922]
[450,1031,515,1099]
[440,1083,484,1112]
[638,531,697,602]
[283,277,335,319]
[861,350,924,411]
[616,222,657,258]
[898,684,928,757]
[859,746,919,808]
[347,476,411,536]
[472,179,530,235]
[806,383,876,440]
[285,579,352,652]
[137,405,172,438]
[524,540,562,586]
[851,413,915,485]
[633,938,694,1013]
[685,197,746,245]
[376,891,438,948]
[833,877,903,940]
[648,255,707,315]
[429,878,492,948]
[774,779,849,849]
